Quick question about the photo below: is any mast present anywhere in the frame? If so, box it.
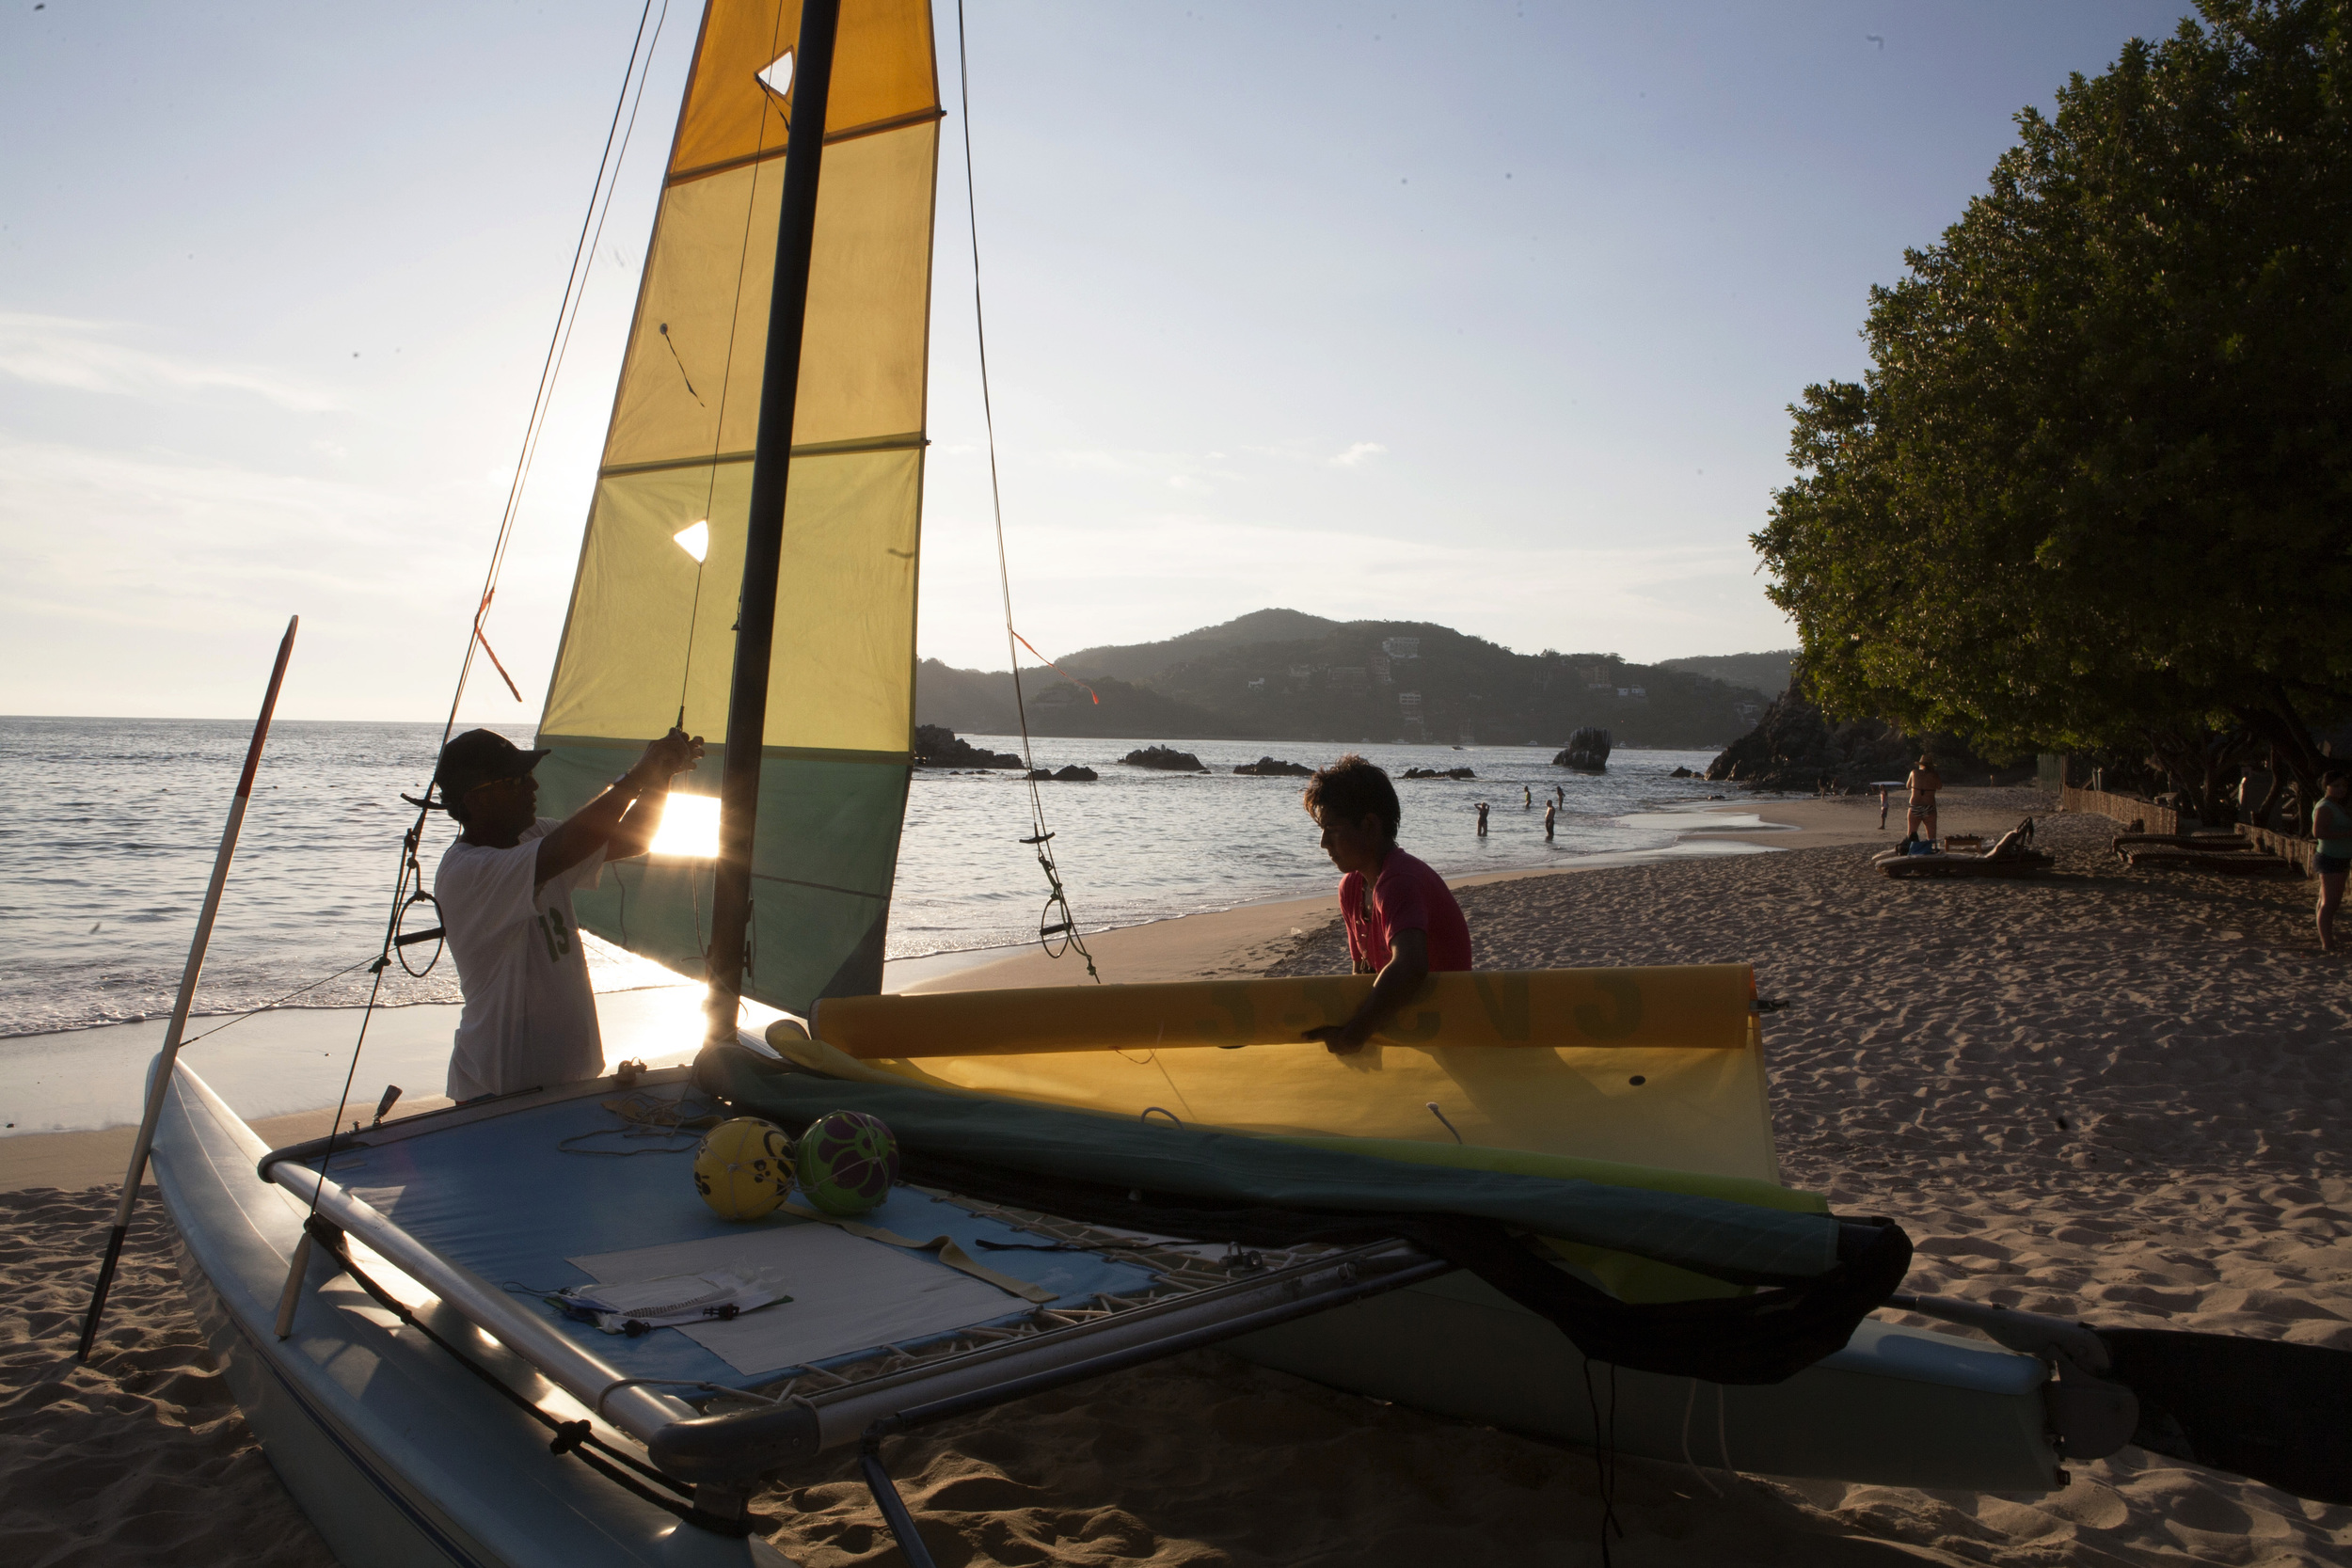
[704,0,841,1047]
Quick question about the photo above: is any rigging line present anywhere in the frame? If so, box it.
[172,955,383,1050]
[470,589,525,703]
[508,0,675,589]
[444,0,662,744]
[678,0,793,720]
[957,0,1098,982]
[1008,628,1098,704]
[311,5,664,1215]
[660,323,704,403]
[310,832,414,1220]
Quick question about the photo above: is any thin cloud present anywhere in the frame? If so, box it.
[0,311,339,412]
[1046,445,1244,489]
[1327,441,1387,467]
[0,434,421,629]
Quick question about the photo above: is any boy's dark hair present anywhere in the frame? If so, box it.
[2325,768,2349,787]
[1304,753,1400,842]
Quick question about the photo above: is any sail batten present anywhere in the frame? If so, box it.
[596,429,925,479]
[669,104,948,185]
[539,0,940,1016]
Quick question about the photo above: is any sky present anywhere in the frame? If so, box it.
[0,0,2200,722]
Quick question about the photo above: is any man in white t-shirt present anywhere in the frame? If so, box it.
[431,726,703,1101]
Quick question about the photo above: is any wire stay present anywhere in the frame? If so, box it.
[956,0,1099,981]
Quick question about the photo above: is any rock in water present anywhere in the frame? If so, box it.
[1031,764,1098,782]
[1704,679,1992,792]
[1554,727,1612,770]
[1121,745,1208,771]
[1232,756,1313,776]
[1401,766,1476,780]
[914,724,1022,769]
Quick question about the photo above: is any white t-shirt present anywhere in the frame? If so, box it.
[435,817,606,1101]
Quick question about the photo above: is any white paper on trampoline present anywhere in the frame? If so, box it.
[570,1221,1022,1375]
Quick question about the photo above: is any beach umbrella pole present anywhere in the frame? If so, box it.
[76,614,298,1362]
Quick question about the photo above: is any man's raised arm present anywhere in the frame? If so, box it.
[534,729,703,884]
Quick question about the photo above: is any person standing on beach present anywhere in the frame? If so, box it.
[1301,755,1473,1055]
[1475,801,1489,836]
[2313,770,2352,952]
[1543,800,1556,840]
[1523,784,1532,809]
[1906,755,1944,843]
[432,726,704,1101]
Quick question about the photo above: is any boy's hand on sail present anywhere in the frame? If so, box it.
[1303,929,1428,1056]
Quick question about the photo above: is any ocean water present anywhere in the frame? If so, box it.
[0,717,1734,1039]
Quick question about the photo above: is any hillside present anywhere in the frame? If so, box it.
[914,662,1226,739]
[1655,650,1799,700]
[914,658,1022,735]
[917,612,1768,748]
[1057,609,1341,684]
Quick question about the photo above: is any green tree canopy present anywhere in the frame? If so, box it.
[1756,0,2352,782]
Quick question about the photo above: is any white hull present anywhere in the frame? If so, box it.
[151,1061,791,1568]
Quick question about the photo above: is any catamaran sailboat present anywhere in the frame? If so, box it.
[98,4,2347,1564]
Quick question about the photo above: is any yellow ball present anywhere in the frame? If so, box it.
[691,1117,795,1221]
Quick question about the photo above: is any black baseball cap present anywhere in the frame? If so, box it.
[434,729,550,801]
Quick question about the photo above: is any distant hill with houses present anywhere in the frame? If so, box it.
[915,610,1775,750]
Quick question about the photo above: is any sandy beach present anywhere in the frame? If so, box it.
[7,788,2349,1564]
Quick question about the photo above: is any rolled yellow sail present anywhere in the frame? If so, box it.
[796,966,1779,1180]
[814,965,1755,1058]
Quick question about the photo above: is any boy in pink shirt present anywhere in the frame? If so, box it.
[1301,754,1474,1055]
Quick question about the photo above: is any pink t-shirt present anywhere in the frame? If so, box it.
[1340,847,1473,973]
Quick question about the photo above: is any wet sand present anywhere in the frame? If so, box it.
[7,789,2348,1563]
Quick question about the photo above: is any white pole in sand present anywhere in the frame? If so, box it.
[77,614,298,1362]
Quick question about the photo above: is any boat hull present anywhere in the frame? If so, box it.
[1230,1270,2059,1492]
[150,1062,794,1568]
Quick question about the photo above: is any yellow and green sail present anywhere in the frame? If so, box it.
[537,0,941,1015]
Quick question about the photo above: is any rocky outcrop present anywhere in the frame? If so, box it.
[1233,756,1313,776]
[914,725,1022,769]
[1027,764,1099,782]
[1554,727,1612,770]
[1401,766,1476,780]
[1706,686,1990,792]
[1121,745,1208,772]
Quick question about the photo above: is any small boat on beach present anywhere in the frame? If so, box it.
[92,5,2352,1561]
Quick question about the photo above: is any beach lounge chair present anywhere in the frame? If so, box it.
[1873,817,2055,879]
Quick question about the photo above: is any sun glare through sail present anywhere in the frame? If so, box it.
[648,790,721,859]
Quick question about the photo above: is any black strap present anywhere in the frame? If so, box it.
[868,1153,1911,1386]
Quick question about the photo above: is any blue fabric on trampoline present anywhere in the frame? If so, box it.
[314,1085,1160,1387]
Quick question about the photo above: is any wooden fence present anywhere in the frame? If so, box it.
[2058,784,2316,874]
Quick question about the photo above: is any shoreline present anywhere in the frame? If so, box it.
[892,784,2055,992]
[0,786,2052,1158]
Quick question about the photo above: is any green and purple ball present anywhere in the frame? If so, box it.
[796,1110,899,1215]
